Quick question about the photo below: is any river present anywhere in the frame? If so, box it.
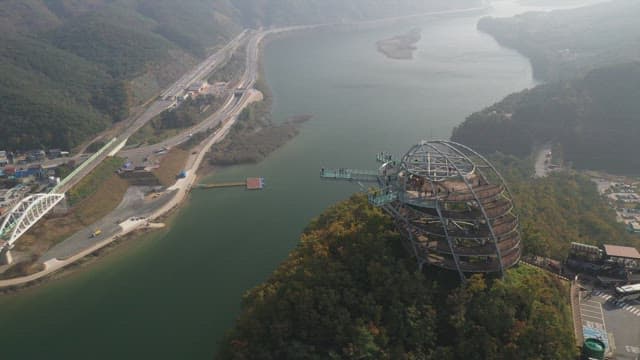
[0,1,606,358]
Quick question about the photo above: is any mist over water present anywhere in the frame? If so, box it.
[0,1,606,358]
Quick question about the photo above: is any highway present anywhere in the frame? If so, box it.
[0,28,270,288]
[161,30,249,100]
[50,30,250,194]
[119,29,268,162]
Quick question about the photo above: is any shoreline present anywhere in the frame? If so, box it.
[0,87,262,291]
[0,4,492,292]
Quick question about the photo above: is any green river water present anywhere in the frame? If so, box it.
[0,1,604,358]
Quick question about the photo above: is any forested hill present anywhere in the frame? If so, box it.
[477,0,640,82]
[232,0,480,27]
[0,0,241,150]
[217,194,577,359]
[0,0,479,151]
[451,62,640,174]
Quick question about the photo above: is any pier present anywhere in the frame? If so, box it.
[197,177,265,190]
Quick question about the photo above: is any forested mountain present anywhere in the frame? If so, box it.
[0,0,479,150]
[217,194,577,359]
[217,153,636,358]
[477,0,640,81]
[0,0,240,150]
[451,62,640,174]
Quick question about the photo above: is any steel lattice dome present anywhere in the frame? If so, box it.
[377,140,521,278]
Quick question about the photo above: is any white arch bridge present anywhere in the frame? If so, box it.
[0,194,65,263]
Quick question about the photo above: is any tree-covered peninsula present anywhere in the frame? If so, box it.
[217,194,576,360]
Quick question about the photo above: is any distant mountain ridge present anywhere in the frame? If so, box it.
[477,0,640,82]
[0,0,480,150]
[453,0,640,174]
[451,62,640,174]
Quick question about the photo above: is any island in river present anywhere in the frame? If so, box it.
[376,28,422,60]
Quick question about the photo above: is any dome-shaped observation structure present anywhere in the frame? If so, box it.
[320,140,521,279]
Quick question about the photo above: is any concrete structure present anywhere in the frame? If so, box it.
[0,193,65,264]
[320,140,521,280]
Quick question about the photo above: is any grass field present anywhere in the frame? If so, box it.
[67,157,125,205]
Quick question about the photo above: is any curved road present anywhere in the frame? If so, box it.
[1,5,496,288]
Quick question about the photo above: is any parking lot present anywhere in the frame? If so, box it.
[579,288,640,359]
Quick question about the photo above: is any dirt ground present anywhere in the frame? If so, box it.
[152,148,190,187]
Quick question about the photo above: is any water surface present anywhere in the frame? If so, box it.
[0,1,604,358]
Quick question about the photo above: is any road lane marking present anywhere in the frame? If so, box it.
[581,303,602,309]
[583,300,603,306]
[582,314,605,322]
[625,346,640,354]
[581,308,603,315]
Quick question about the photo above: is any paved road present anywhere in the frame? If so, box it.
[581,289,640,359]
[120,29,268,164]
[161,30,249,100]
[40,187,176,262]
[0,31,266,289]
[50,31,249,194]
[534,143,552,178]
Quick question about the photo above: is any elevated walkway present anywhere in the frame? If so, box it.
[320,168,379,182]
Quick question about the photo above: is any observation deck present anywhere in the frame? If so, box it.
[319,140,522,280]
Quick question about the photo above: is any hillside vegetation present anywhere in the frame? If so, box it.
[490,155,637,258]
[217,194,576,359]
[452,62,640,174]
[0,0,238,150]
[477,0,640,82]
[0,0,479,151]
[218,152,638,358]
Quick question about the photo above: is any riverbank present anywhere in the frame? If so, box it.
[0,87,264,292]
[0,1,557,357]
[0,4,511,292]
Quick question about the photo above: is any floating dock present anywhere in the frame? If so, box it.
[246,177,265,190]
[197,177,265,190]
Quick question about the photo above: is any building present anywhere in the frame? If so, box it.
[0,151,8,166]
[14,165,44,179]
[3,166,15,177]
[14,155,27,165]
[26,149,46,162]
[186,81,209,98]
[602,244,640,270]
[211,82,228,96]
[48,149,62,158]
